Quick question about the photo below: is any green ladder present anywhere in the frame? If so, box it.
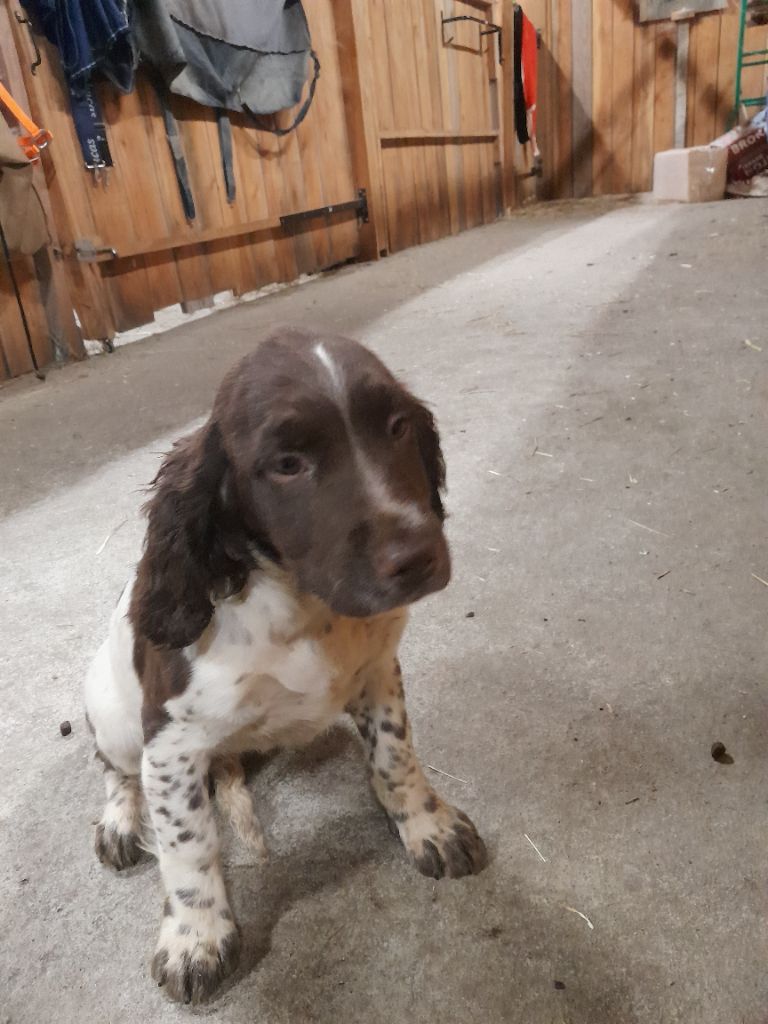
[735,0,768,119]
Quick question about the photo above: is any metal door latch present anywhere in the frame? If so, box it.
[72,239,117,262]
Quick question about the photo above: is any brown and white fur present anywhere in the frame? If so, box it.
[84,329,486,1005]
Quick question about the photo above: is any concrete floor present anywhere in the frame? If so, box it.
[1,196,766,1024]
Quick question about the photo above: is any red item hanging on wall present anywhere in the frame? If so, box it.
[513,5,538,155]
[521,10,537,141]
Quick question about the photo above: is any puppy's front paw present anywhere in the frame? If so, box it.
[152,903,240,1004]
[398,798,487,879]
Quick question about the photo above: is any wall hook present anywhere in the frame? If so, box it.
[14,11,42,75]
[441,13,503,63]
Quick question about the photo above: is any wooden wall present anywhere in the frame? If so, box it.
[1,0,764,380]
[1,0,510,380]
[7,0,362,343]
[536,0,768,199]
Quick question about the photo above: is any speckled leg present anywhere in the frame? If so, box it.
[142,737,239,1004]
[349,657,487,879]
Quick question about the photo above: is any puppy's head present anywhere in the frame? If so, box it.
[133,329,450,648]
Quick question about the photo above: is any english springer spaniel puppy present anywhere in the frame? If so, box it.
[85,328,486,1004]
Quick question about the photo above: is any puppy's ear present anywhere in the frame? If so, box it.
[412,400,447,521]
[131,421,251,649]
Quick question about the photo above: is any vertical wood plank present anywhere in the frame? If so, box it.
[654,21,677,155]
[592,0,614,194]
[332,0,386,258]
[229,117,283,290]
[424,0,454,232]
[290,6,336,272]
[409,5,438,243]
[689,13,722,145]
[611,0,636,193]
[258,133,300,283]
[630,20,657,192]
[210,118,260,299]
[538,0,557,199]
[684,15,699,146]
[411,0,446,240]
[715,1,740,133]
[675,20,690,147]
[369,0,407,251]
[216,116,261,294]
[395,0,431,244]
[32,247,81,363]
[294,113,334,273]
[552,0,574,197]
[275,130,318,276]
[13,256,51,367]
[487,0,503,216]
[434,0,462,230]
[442,0,468,228]
[464,139,482,229]
[467,1,489,218]
[481,141,496,223]
[571,0,593,196]
[381,0,420,250]
[0,258,34,378]
[311,0,360,265]
[473,6,491,217]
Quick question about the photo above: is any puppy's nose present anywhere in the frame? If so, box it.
[375,539,437,583]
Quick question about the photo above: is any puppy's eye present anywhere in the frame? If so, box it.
[270,453,307,479]
[388,413,410,440]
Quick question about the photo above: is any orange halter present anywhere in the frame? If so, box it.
[0,81,52,161]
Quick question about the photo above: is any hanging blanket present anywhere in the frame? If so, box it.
[131,0,313,116]
[20,0,134,94]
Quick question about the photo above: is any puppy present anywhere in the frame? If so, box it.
[85,328,486,1004]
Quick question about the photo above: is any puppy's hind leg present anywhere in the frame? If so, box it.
[85,638,145,870]
[212,755,268,862]
[94,759,144,870]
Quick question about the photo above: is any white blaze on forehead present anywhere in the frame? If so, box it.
[313,341,345,397]
[312,340,427,528]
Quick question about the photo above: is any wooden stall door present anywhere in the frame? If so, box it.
[366,0,504,253]
[9,0,364,339]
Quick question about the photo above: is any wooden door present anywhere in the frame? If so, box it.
[366,0,504,253]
